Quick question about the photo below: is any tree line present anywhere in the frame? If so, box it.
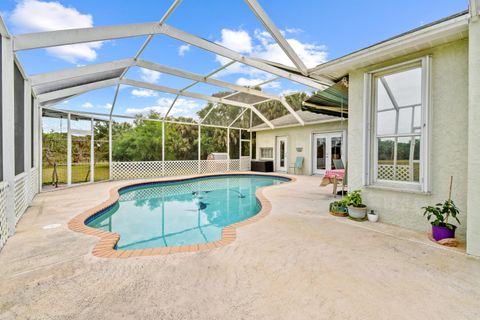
[42,92,308,165]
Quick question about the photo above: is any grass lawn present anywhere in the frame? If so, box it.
[42,163,109,185]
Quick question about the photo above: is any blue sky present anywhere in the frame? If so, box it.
[0,0,468,120]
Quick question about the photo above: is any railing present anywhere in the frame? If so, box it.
[0,181,9,249]
[111,158,251,180]
[1,168,40,251]
[14,173,29,223]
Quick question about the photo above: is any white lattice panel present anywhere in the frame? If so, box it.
[14,173,28,223]
[0,181,9,250]
[164,160,199,177]
[112,161,163,180]
[112,159,252,180]
[200,160,228,174]
[229,159,241,171]
[240,157,251,171]
[378,165,411,181]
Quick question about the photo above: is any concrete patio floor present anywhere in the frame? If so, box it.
[0,175,479,319]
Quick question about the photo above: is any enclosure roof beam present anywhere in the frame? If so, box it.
[228,107,248,128]
[13,22,330,88]
[54,107,244,130]
[13,22,166,51]
[244,0,308,75]
[121,79,274,128]
[120,0,183,80]
[279,97,304,125]
[138,60,282,101]
[199,103,217,124]
[30,58,134,86]
[37,78,119,103]
[109,84,121,118]
[163,95,179,120]
[254,77,280,87]
[136,60,303,125]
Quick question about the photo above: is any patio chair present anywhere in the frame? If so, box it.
[289,156,304,174]
[333,159,345,169]
[333,163,348,197]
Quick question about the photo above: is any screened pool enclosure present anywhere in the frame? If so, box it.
[0,0,336,250]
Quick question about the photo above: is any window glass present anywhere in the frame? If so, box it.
[14,63,25,176]
[398,108,413,134]
[373,65,423,186]
[376,79,394,111]
[260,147,273,159]
[382,68,421,106]
[376,110,396,135]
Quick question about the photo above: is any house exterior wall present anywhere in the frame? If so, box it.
[255,120,347,175]
[467,16,480,255]
[348,39,469,239]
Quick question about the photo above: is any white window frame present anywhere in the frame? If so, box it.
[363,56,431,192]
[259,147,273,160]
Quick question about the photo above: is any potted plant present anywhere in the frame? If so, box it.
[422,176,460,241]
[367,210,378,222]
[329,200,348,217]
[423,200,460,241]
[344,190,367,219]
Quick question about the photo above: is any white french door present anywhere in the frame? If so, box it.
[312,133,344,175]
[275,136,288,172]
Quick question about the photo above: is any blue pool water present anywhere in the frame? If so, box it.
[86,175,289,250]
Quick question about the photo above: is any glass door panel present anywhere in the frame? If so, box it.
[313,133,344,175]
[276,136,287,172]
[331,136,342,169]
[316,138,326,171]
[280,141,285,167]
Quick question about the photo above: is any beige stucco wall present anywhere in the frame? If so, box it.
[348,39,469,239]
[255,120,347,175]
[467,17,480,255]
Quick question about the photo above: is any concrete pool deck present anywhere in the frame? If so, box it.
[0,174,479,319]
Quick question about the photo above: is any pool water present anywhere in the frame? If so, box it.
[86,175,288,250]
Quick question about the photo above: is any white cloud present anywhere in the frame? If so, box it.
[235,77,280,89]
[80,102,111,109]
[214,27,327,81]
[125,97,201,117]
[252,29,327,68]
[9,0,102,63]
[140,68,161,83]
[131,89,158,98]
[81,102,93,109]
[178,44,190,57]
[216,29,252,53]
[284,27,303,34]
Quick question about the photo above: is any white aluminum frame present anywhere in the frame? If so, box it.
[7,0,330,196]
[364,56,431,192]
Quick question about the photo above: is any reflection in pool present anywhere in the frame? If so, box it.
[86,175,288,249]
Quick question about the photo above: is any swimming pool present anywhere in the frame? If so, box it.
[85,174,289,250]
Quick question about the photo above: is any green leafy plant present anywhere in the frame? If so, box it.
[422,200,460,230]
[329,201,348,213]
[342,190,366,208]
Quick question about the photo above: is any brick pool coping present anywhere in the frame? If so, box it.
[68,172,296,258]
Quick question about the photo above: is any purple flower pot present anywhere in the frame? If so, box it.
[432,225,455,241]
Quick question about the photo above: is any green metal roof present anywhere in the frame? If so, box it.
[302,77,348,118]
